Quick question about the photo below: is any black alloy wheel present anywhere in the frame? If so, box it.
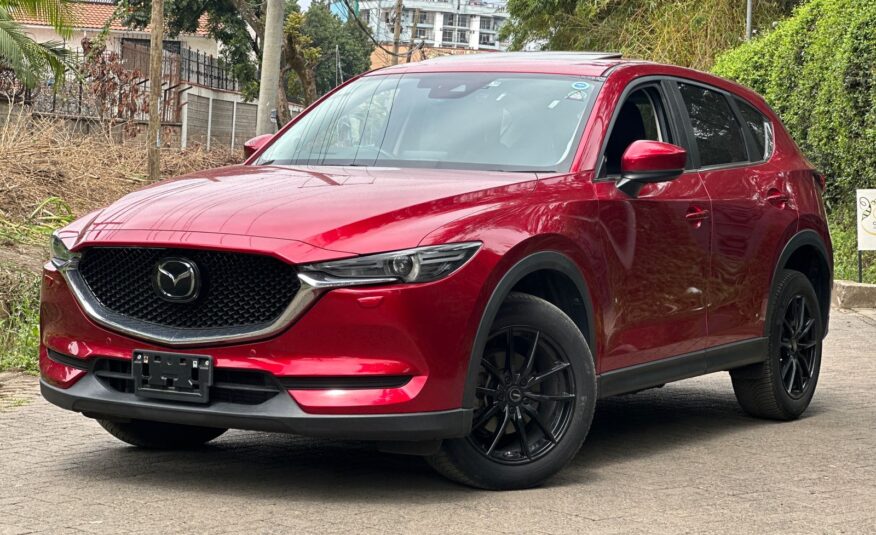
[427,293,596,490]
[469,327,576,464]
[779,295,819,399]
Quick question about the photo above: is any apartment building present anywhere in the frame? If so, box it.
[356,0,510,51]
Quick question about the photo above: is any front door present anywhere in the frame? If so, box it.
[594,82,711,372]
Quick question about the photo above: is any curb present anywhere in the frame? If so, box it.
[832,280,876,309]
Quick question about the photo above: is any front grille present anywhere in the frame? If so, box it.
[77,248,300,330]
[92,358,282,405]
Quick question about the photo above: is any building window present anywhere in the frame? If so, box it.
[443,29,454,43]
[479,33,495,45]
[418,11,429,24]
[457,30,468,43]
[360,9,370,23]
[457,15,468,27]
[480,17,492,31]
[416,27,429,39]
[444,14,455,27]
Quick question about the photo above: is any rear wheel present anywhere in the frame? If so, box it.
[428,293,596,490]
[730,269,823,420]
[97,419,227,449]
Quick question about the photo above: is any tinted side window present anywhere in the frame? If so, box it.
[735,98,773,161]
[678,83,747,167]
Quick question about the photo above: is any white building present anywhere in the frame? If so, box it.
[357,0,510,51]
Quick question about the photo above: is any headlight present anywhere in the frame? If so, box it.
[299,242,481,287]
[50,232,79,268]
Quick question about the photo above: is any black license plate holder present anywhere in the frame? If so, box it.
[133,350,213,404]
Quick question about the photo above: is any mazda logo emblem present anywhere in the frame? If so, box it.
[154,258,200,303]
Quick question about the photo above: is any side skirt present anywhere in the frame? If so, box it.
[596,338,767,399]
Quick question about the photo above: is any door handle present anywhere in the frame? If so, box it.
[766,189,790,208]
[685,206,710,228]
[685,207,710,221]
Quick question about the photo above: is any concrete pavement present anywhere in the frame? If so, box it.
[1,308,874,534]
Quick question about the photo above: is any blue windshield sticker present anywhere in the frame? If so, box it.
[571,81,590,91]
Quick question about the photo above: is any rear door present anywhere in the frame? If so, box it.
[670,81,798,347]
[594,80,711,372]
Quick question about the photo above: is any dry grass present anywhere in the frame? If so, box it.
[0,110,243,225]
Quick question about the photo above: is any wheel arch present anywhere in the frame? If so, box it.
[462,251,596,408]
[769,229,833,337]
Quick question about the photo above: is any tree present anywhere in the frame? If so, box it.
[501,0,799,69]
[283,10,319,106]
[0,0,72,87]
[121,0,374,123]
[146,0,164,181]
[300,2,372,97]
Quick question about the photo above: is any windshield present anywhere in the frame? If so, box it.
[256,73,602,172]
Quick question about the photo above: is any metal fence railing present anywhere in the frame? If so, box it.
[11,42,240,124]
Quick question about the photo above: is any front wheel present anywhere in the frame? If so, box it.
[427,293,596,490]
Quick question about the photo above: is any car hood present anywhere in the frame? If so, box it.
[69,165,536,258]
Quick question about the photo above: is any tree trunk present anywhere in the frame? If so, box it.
[147,0,165,181]
[256,0,285,134]
[276,72,293,127]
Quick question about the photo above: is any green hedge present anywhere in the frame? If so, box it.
[713,0,876,282]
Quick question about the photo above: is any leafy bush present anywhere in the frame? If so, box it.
[0,265,40,374]
[713,0,876,282]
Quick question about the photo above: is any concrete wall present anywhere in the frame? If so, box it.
[181,85,301,150]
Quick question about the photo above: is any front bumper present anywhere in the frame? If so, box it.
[41,375,472,441]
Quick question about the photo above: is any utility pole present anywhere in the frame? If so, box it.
[391,0,404,66]
[146,0,164,182]
[745,0,753,40]
[256,0,285,135]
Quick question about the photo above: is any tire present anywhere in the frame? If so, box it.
[427,292,596,490]
[730,269,823,420]
[97,418,227,449]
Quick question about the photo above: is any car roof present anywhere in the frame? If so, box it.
[371,51,637,78]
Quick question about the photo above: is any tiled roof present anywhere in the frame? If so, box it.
[12,1,209,36]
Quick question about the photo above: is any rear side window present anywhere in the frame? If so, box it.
[677,83,747,167]
[735,98,774,161]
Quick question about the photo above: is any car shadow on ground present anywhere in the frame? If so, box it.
[60,379,821,501]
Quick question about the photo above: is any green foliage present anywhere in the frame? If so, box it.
[300,2,373,97]
[0,264,40,374]
[713,0,876,281]
[0,0,74,87]
[714,0,876,208]
[502,0,797,69]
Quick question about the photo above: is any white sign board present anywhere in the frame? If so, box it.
[859,189,876,251]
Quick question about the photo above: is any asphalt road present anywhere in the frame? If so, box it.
[1,308,875,534]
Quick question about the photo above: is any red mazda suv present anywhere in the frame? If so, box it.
[40,52,832,489]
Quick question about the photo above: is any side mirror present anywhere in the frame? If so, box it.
[243,134,274,159]
[616,140,687,197]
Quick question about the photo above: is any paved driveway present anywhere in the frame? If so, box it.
[1,308,875,534]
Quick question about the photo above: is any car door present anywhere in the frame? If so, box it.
[594,80,711,373]
[671,82,798,348]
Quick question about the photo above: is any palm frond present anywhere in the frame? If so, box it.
[2,0,72,38]
[0,6,73,88]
